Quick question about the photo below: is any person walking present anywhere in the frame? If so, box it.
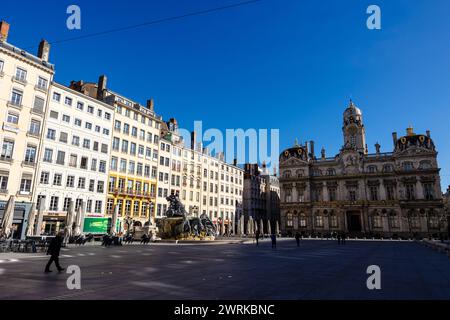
[271,233,277,249]
[255,231,260,246]
[45,231,65,273]
[337,233,341,245]
[341,232,346,245]
[295,232,301,247]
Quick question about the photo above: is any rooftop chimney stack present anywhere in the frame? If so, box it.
[310,140,315,159]
[0,21,10,42]
[97,75,107,100]
[233,159,237,166]
[191,131,197,151]
[146,99,154,111]
[392,132,398,147]
[37,39,50,62]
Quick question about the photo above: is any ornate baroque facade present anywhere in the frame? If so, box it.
[279,101,447,238]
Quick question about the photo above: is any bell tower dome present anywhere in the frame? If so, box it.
[342,100,367,154]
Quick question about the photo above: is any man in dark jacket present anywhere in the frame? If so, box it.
[295,232,301,247]
[45,231,65,273]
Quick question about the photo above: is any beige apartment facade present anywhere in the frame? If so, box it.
[0,21,54,238]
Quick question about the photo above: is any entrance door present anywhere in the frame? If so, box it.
[347,212,362,232]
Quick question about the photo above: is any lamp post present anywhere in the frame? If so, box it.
[147,200,155,227]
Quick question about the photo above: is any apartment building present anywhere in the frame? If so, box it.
[70,76,163,230]
[33,82,114,235]
[0,21,54,238]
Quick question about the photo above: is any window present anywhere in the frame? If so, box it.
[65,97,73,106]
[72,135,80,146]
[406,184,415,200]
[97,181,104,193]
[87,106,94,114]
[33,96,45,114]
[315,215,324,227]
[85,122,92,130]
[40,172,50,184]
[29,120,41,136]
[101,144,108,154]
[15,67,27,82]
[326,168,336,176]
[120,159,127,173]
[49,196,59,211]
[53,92,61,102]
[83,139,90,149]
[69,154,77,167]
[91,159,97,171]
[56,151,65,165]
[50,110,60,119]
[423,183,434,200]
[74,118,82,126]
[367,166,377,173]
[123,124,130,134]
[114,120,121,131]
[77,102,84,110]
[37,77,48,90]
[46,129,56,140]
[43,148,53,162]
[78,177,86,189]
[80,157,88,169]
[328,188,336,201]
[99,161,106,173]
[66,176,75,188]
[112,137,120,151]
[0,60,3,71]
[369,186,379,201]
[403,162,414,171]
[1,140,14,160]
[11,89,23,106]
[386,185,395,200]
[97,109,102,117]
[110,157,118,171]
[130,143,137,155]
[89,179,95,192]
[372,214,382,228]
[121,140,129,153]
[0,174,8,192]
[105,112,111,120]
[7,111,19,125]
[53,174,62,186]
[24,145,37,163]
[419,161,432,170]
[95,201,102,214]
[63,198,72,212]
[103,128,110,136]
[62,114,70,123]
[128,161,135,174]
[349,190,357,201]
[20,176,32,193]
[59,132,68,143]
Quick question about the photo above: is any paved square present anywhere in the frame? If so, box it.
[0,239,449,300]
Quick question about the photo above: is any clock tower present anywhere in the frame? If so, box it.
[342,100,367,154]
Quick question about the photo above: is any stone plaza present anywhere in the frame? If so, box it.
[0,239,449,300]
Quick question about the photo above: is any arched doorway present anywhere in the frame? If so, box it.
[346,211,362,232]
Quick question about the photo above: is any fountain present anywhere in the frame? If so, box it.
[156,191,216,240]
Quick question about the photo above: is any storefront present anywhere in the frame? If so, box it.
[0,201,32,239]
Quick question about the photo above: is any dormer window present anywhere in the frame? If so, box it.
[383,164,393,173]
[367,166,377,173]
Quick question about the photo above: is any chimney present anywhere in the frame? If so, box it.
[191,131,197,150]
[426,130,431,138]
[310,140,315,159]
[233,159,237,166]
[0,21,10,42]
[146,99,154,111]
[392,132,398,147]
[37,39,50,62]
[97,75,107,100]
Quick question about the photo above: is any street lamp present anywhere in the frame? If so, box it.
[147,200,155,226]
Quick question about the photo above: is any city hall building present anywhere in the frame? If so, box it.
[279,101,447,239]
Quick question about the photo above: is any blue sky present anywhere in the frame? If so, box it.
[2,0,450,191]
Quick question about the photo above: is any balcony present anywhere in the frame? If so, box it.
[31,107,44,116]
[3,123,19,134]
[22,160,36,168]
[0,156,13,164]
[0,189,8,194]
[34,84,48,93]
[7,101,23,111]
[12,76,27,86]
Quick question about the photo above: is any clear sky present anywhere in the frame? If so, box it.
[2,0,450,191]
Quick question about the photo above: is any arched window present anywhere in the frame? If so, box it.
[383,164,394,173]
[286,212,293,227]
[283,170,292,178]
[367,165,377,173]
[299,213,307,227]
[388,211,399,229]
